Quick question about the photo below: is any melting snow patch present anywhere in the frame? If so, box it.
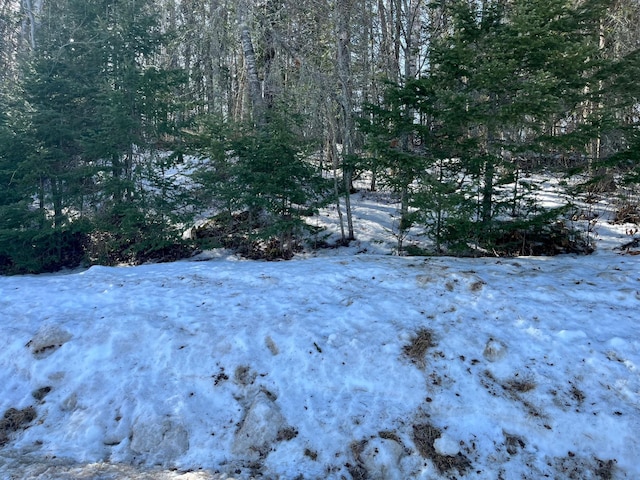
[27,324,72,358]
[232,391,288,461]
[130,416,189,466]
[482,338,507,362]
[358,437,406,480]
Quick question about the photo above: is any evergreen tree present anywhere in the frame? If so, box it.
[0,0,189,271]
[362,78,476,254]
[193,107,331,259]
[363,0,612,255]
[431,0,602,226]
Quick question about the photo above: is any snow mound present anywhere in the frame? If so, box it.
[27,324,72,358]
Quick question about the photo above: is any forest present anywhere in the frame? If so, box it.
[1,0,640,274]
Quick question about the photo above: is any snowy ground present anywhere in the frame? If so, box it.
[1,188,639,479]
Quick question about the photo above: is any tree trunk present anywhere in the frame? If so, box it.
[22,0,39,49]
[481,156,494,226]
[588,18,606,180]
[403,0,422,80]
[238,12,264,125]
[336,0,355,240]
[326,100,347,243]
[481,93,498,229]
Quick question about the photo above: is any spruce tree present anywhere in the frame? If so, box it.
[192,107,331,259]
[363,0,612,255]
[14,0,188,268]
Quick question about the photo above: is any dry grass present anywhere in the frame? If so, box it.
[347,440,369,480]
[0,406,37,446]
[504,376,537,393]
[412,423,471,475]
[613,204,640,225]
[481,370,545,419]
[595,458,616,480]
[303,448,318,461]
[403,328,436,369]
[570,384,586,405]
[554,454,617,480]
[378,430,402,444]
[276,427,298,441]
[504,432,526,455]
[32,386,52,402]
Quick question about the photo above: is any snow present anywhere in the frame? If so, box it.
[1,190,639,479]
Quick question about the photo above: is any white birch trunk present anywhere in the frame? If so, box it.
[336,0,355,240]
[239,22,264,124]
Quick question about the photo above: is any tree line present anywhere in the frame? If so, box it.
[1,0,639,273]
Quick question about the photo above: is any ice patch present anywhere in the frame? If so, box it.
[130,416,189,466]
[232,391,288,461]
